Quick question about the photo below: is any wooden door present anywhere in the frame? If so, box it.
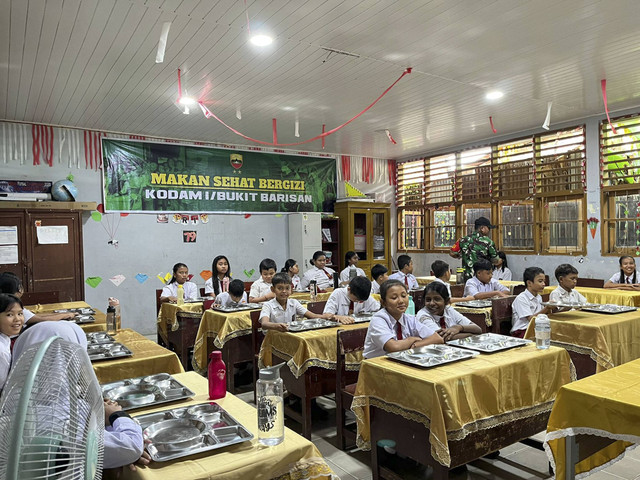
[0,212,28,282]
[25,211,84,301]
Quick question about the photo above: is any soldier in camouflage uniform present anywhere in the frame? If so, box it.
[450,217,500,282]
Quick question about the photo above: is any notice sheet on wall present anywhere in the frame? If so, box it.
[36,226,69,244]
[0,226,18,245]
[0,245,18,264]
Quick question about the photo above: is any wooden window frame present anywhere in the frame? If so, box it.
[537,195,587,255]
[497,201,535,254]
[397,207,425,252]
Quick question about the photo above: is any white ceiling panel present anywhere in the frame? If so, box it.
[2,0,640,158]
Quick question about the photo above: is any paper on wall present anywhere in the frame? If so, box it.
[36,226,69,244]
[0,226,18,245]
[0,245,18,264]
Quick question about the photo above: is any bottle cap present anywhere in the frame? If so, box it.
[209,351,222,360]
[259,364,283,381]
[535,314,550,325]
[107,306,116,313]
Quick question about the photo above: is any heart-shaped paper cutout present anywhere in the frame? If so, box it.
[244,214,251,219]
[97,204,105,213]
[244,268,255,279]
[109,274,126,287]
[187,274,194,281]
[91,211,102,222]
[120,212,129,217]
[200,270,213,281]
[85,277,102,288]
[135,273,148,284]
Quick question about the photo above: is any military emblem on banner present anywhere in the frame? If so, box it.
[230,153,243,173]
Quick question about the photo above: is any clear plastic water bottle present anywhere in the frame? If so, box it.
[406,296,415,316]
[177,284,185,305]
[535,314,551,349]
[257,365,284,446]
[349,264,357,281]
[309,280,318,302]
[208,351,227,400]
[106,306,117,335]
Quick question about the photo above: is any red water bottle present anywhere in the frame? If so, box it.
[208,351,227,400]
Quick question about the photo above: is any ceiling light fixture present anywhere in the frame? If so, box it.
[486,90,504,100]
[178,96,196,106]
[250,34,273,46]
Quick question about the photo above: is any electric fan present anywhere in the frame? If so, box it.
[0,336,104,480]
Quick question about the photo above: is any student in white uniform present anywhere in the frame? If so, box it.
[0,294,25,392]
[323,277,380,323]
[249,258,277,303]
[604,255,640,290]
[214,279,248,307]
[463,259,510,299]
[511,267,554,338]
[339,251,366,285]
[430,260,474,303]
[492,252,512,281]
[11,321,147,470]
[363,280,442,359]
[260,273,335,331]
[415,282,481,341]
[160,263,198,303]
[388,255,419,290]
[205,255,232,297]
[370,264,389,295]
[281,259,302,291]
[549,264,587,306]
[299,251,336,290]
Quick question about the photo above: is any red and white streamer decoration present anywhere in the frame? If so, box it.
[84,131,105,171]
[601,79,618,135]
[362,157,374,183]
[388,159,397,186]
[32,124,54,166]
[341,155,351,181]
[489,116,497,134]
[385,129,397,144]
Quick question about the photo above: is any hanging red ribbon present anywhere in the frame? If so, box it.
[272,118,277,144]
[388,159,397,186]
[196,68,412,147]
[341,155,351,181]
[601,79,618,135]
[177,68,183,100]
[489,116,497,134]
[32,124,40,165]
[362,157,375,183]
[385,129,397,144]
[321,124,326,149]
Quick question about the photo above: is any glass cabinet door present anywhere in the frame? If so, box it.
[353,212,368,261]
[372,212,387,260]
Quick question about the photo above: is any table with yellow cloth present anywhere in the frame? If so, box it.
[352,345,574,467]
[157,302,203,345]
[545,358,640,479]
[26,300,107,333]
[452,305,493,329]
[524,309,640,372]
[260,322,368,378]
[416,275,457,286]
[542,285,640,307]
[93,329,184,383]
[290,291,332,302]
[499,280,524,293]
[118,372,334,480]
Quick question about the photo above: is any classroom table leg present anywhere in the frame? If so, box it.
[565,435,578,480]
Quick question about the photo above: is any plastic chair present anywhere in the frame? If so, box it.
[306,301,327,314]
[491,296,516,335]
[166,311,203,371]
[576,278,605,288]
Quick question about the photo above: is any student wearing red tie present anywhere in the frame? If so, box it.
[363,279,442,359]
[299,250,336,290]
[388,255,419,290]
[0,293,25,392]
[604,255,640,290]
[416,282,481,342]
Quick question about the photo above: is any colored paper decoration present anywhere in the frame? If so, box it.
[135,273,148,284]
[109,275,126,287]
[91,211,102,222]
[200,270,213,281]
[244,269,255,279]
[85,277,102,288]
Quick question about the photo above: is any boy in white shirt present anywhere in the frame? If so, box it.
[370,264,389,294]
[214,279,248,307]
[463,259,510,299]
[249,258,277,303]
[549,264,587,306]
[323,276,380,323]
[388,255,419,290]
[260,273,335,331]
[430,260,474,303]
[511,267,555,338]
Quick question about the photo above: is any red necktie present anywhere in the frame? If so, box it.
[322,269,333,280]
[404,276,409,287]
[10,337,17,352]
[349,301,354,313]
[395,322,403,340]
[439,317,446,329]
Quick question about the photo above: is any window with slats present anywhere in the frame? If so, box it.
[457,147,492,202]
[429,207,456,249]
[396,160,425,207]
[499,202,534,250]
[535,126,586,196]
[539,197,585,254]
[463,205,492,237]
[491,137,534,200]
[398,209,424,250]
[426,154,456,205]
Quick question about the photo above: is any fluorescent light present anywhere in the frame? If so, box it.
[178,96,196,106]
[486,90,504,100]
[250,34,273,46]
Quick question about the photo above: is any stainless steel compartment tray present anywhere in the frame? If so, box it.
[87,342,133,361]
[211,303,262,312]
[288,318,340,332]
[581,304,638,314]
[54,307,96,315]
[86,332,115,345]
[101,373,195,410]
[454,300,492,308]
[386,344,479,368]
[542,301,598,310]
[351,312,373,323]
[136,402,254,462]
[73,315,95,324]
[447,333,532,353]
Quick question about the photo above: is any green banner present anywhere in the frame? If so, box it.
[102,140,337,213]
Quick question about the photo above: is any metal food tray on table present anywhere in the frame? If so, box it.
[580,304,638,314]
[184,298,206,304]
[86,332,115,345]
[211,303,262,312]
[447,333,532,353]
[386,344,478,368]
[288,318,340,332]
[87,342,133,362]
[74,315,96,324]
[54,307,96,315]
[454,300,492,308]
[101,373,195,410]
[351,312,373,323]
[137,402,254,462]
[541,301,598,310]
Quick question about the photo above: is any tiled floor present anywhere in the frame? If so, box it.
[235,389,640,480]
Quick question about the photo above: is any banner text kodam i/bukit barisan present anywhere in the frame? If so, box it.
[102,139,337,213]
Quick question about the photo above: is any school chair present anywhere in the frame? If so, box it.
[410,289,425,311]
[450,284,465,298]
[512,284,527,296]
[459,311,489,333]
[576,278,605,288]
[199,287,205,297]
[155,289,166,347]
[20,291,59,305]
[306,301,327,314]
[491,296,516,335]
[251,309,265,404]
[336,328,368,450]
[155,289,163,313]
[166,310,203,371]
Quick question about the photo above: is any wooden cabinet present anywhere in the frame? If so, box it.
[334,201,391,277]
[0,207,87,302]
[321,217,340,270]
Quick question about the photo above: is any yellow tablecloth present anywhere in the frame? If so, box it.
[542,285,640,307]
[193,309,258,372]
[93,329,184,383]
[157,302,203,343]
[118,372,334,480]
[452,305,493,327]
[499,280,524,294]
[290,291,332,302]
[26,300,107,333]
[545,359,640,479]
[352,345,574,467]
[524,309,640,372]
[260,323,369,378]
[416,275,457,286]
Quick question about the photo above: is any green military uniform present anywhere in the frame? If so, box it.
[458,231,498,281]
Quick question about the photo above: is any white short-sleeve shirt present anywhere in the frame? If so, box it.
[371,280,381,294]
[23,307,35,324]
[388,272,419,290]
[493,267,512,281]
[259,298,307,324]
[323,287,380,316]
[339,266,366,284]
[415,305,474,331]
[161,281,198,300]
[432,278,452,296]
[300,266,336,290]
[549,286,587,304]
[608,271,638,284]
[363,309,437,359]
[463,277,509,297]
[511,289,543,333]
[215,291,248,307]
[249,277,272,299]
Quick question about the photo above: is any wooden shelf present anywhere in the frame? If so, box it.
[0,201,97,211]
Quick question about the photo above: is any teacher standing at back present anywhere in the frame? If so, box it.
[449,217,500,282]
